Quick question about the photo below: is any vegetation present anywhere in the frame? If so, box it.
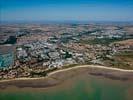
[30,71,47,77]
[104,51,133,70]
[62,64,79,69]
[65,51,72,59]
[5,36,17,44]
[80,38,126,45]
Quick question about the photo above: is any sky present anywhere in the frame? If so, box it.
[0,0,133,22]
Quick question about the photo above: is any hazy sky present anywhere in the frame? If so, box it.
[0,0,133,22]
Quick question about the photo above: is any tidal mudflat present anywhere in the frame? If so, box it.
[0,67,133,100]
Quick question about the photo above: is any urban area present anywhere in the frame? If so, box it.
[0,23,133,79]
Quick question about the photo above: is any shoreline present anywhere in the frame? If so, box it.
[0,64,133,83]
[48,65,133,76]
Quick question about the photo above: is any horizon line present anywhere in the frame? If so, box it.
[1,20,133,24]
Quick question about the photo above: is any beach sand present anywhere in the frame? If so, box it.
[0,65,133,90]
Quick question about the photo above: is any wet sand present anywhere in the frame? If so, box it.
[0,65,133,100]
[0,65,133,90]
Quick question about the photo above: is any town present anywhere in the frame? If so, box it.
[0,23,133,79]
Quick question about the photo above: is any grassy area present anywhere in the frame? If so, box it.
[103,51,133,70]
[115,51,133,58]
[80,38,126,45]
[62,64,80,69]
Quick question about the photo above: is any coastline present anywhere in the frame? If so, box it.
[0,64,133,83]
[0,64,133,90]
[48,65,133,76]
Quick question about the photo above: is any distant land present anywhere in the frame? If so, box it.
[1,20,133,25]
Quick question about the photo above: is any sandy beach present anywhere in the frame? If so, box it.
[0,64,133,90]
[0,64,133,83]
[48,65,133,76]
